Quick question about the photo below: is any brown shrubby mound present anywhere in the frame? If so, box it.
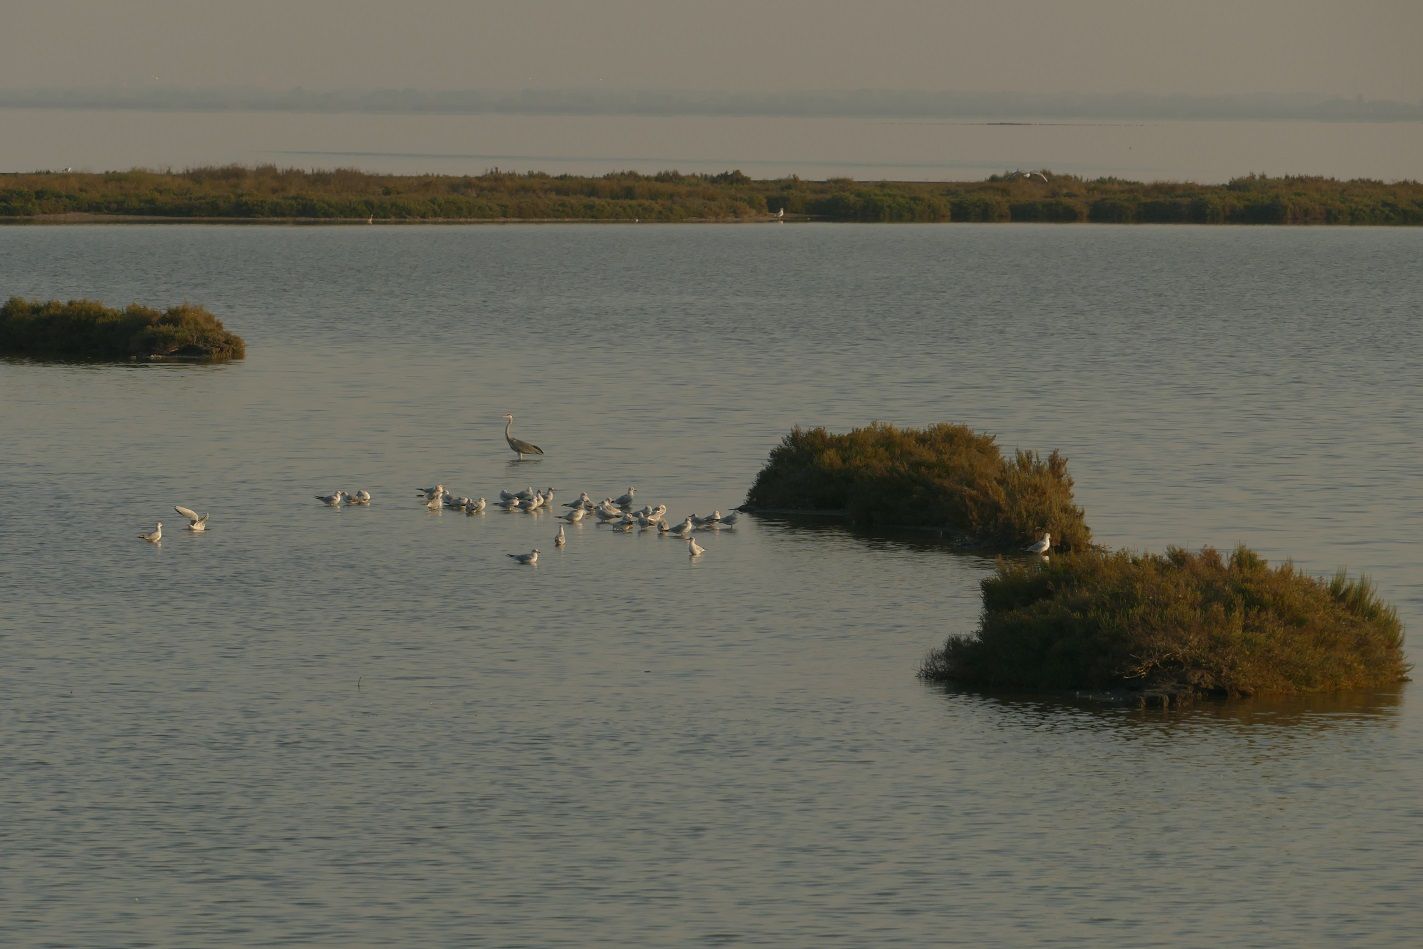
[0,297,245,362]
[744,422,1090,552]
[920,546,1410,697]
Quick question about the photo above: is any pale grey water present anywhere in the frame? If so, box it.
[2,224,1421,947]
[4,108,1423,182]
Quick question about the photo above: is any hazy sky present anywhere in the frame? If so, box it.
[4,0,1420,100]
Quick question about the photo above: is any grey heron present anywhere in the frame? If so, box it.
[502,413,544,461]
[174,505,209,531]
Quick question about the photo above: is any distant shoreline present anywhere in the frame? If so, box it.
[4,167,1421,225]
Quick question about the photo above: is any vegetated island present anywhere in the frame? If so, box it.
[742,422,1092,553]
[920,546,1410,703]
[3,166,1422,224]
[0,297,246,362]
[744,421,1408,702]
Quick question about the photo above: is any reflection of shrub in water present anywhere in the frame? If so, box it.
[933,682,1405,731]
[1,297,246,362]
[744,422,1091,553]
[921,546,1410,699]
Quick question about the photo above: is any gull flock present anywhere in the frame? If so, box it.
[412,481,740,565]
[131,413,740,566]
[133,413,1052,563]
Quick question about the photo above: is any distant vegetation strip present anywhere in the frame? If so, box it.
[3,166,1422,224]
[743,422,1091,552]
[1,297,246,362]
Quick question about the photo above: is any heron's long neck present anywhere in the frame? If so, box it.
[506,417,514,439]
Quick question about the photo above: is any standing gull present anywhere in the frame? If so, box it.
[138,521,163,544]
[508,548,541,566]
[316,490,346,507]
[687,537,705,558]
[174,505,209,532]
[502,413,544,461]
[555,525,566,547]
[1024,532,1052,555]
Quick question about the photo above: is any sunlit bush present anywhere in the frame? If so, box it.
[921,546,1410,698]
[745,422,1091,551]
[1,297,246,362]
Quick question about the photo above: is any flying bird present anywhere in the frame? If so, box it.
[1022,171,1049,183]
[502,413,544,461]
[174,505,209,531]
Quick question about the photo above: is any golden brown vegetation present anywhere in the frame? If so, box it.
[920,546,1410,698]
[2,166,1421,223]
[744,422,1091,551]
[1,297,246,361]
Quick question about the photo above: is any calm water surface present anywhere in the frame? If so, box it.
[2,224,1421,946]
[4,108,1423,182]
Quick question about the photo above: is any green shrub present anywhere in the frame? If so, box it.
[921,546,1409,697]
[745,422,1091,551]
[0,297,245,362]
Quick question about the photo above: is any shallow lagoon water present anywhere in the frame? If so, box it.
[2,224,1421,946]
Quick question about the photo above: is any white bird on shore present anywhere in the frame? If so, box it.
[1024,532,1052,555]
[138,521,163,543]
[508,548,540,565]
[687,537,705,557]
[555,525,566,547]
[316,490,346,507]
[174,505,209,531]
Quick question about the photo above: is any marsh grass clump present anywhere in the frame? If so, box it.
[744,422,1091,551]
[0,297,246,362]
[921,546,1410,698]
